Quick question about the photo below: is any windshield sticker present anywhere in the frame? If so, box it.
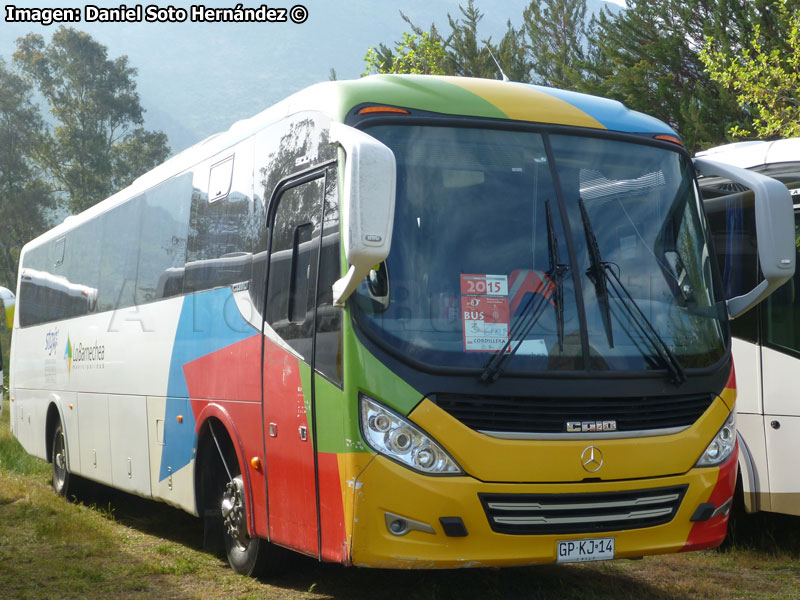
[461,274,510,352]
[460,274,508,297]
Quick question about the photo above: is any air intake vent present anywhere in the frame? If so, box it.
[432,393,714,434]
[480,485,687,535]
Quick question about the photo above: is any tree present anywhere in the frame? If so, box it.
[523,0,587,88]
[581,0,750,152]
[363,30,449,76]
[0,58,53,289]
[362,2,504,79]
[14,27,169,214]
[445,1,496,78]
[494,21,534,83]
[700,0,800,139]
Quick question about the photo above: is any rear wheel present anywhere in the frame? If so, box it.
[51,421,80,498]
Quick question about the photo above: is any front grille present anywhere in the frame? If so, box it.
[480,485,688,535]
[433,393,714,434]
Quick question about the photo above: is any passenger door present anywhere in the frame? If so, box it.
[262,172,327,555]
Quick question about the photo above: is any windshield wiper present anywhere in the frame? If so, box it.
[578,197,614,347]
[479,200,567,383]
[577,197,687,385]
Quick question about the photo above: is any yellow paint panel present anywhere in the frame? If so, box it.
[719,385,736,411]
[443,77,605,129]
[410,397,731,483]
[337,451,376,559]
[349,454,720,568]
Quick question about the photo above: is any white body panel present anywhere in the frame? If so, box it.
[760,346,800,515]
[731,337,762,415]
[77,393,112,483]
[108,395,151,496]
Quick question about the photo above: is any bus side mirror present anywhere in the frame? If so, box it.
[0,287,15,329]
[330,123,396,307]
[694,158,795,318]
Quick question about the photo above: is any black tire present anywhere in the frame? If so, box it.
[51,421,81,499]
[220,474,292,577]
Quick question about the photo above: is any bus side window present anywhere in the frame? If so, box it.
[137,174,192,304]
[764,209,800,355]
[266,177,324,361]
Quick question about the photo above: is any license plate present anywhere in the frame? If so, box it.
[557,537,615,563]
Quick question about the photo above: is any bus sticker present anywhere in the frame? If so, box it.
[461,274,510,352]
[460,274,508,296]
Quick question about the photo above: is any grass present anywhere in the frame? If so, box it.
[1,397,800,599]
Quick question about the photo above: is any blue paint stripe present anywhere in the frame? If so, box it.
[514,83,678,136]
[159,288,257,481]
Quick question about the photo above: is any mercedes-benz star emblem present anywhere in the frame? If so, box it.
[581,446,604,473]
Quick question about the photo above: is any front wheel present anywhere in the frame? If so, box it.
[221,474,292,577]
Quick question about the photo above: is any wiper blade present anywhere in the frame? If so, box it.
[577,196,686,385]
[546,199,567,351]
[603,265,687,385]
[479,200,567,383]
[578,197,614,347]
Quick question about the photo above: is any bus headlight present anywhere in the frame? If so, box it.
[360,395,462,475]
[695,411,736,467]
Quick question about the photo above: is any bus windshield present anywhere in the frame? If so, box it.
[353,124,727,377]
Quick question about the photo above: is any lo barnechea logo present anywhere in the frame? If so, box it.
[63,335,105,373]
[64,335,72,374]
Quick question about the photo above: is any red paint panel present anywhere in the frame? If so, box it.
[263,339,318,554]
[183,334,262,402]
[681,444,738,552]
[318,452,347,563]
[184,335,268,538]
[726,362,736,391]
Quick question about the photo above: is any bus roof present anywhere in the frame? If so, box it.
[696,137,800,169]
[23,75,678,252]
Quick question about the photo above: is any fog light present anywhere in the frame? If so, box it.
[389,519,407,535]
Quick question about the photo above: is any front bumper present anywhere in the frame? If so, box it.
[348,448,737,568]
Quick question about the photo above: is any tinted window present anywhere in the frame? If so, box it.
[314,168,342,383]
[98,198,142,312]
[764,210,800,354]
[266,177,324,359]
[138,174,192,303]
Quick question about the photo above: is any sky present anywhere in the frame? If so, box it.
[1,0,626,151]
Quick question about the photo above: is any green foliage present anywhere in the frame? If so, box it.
[13,27,170,214]
[0,59,53,289]
[363,31,448,76]
[523,0,586,88]
[700,0,800,139]
[580,0,748,153]
[444,1,497,78]
[362,2,508,80]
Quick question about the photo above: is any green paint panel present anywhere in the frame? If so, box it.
[332,75,509,122]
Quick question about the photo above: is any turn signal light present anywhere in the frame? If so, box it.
[358,106,410,115]
[654,134,684,147]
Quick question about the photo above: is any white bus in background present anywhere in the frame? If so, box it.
[0,286,15,411]
[698,138,800,517]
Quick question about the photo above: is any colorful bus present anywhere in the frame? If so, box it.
[9,75,796,575]
[699,138,800,517]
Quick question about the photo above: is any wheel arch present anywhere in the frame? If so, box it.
[736,430,762,513]
[45,398,65,464]
[194,404,256,536]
